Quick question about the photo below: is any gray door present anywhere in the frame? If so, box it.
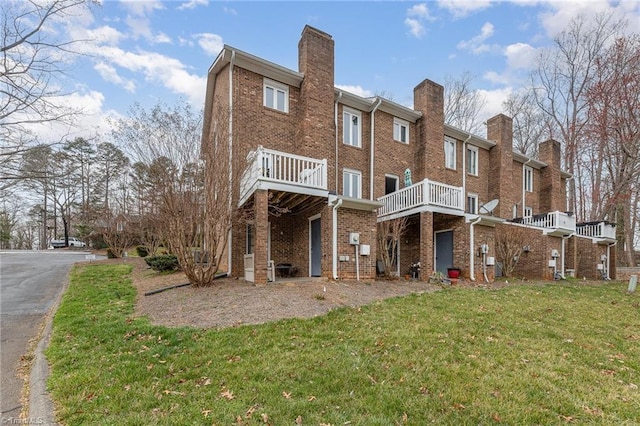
[435,230,454,275]
[310,218,322,277]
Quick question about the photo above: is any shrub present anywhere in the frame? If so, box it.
[106,248,118,259]
[136,245,150,258]
[145,254,179,272]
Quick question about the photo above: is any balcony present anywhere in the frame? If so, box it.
[239,146,328,206]
[576,221,616,241]
[377,179,464,218]
[512,211,576,236]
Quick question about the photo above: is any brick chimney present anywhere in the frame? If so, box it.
[538,139,564,212]
[298,25,335,187]
[413,79,444,181]
[487,114,515,218]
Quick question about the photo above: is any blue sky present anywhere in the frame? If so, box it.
[32,0,640,141]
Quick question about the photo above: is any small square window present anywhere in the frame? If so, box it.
[263,79,288,113]
[524,206,533,217]
[393,118,409,144]
[444,136,456,170]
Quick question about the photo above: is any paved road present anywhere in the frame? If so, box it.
[1,250,98,423]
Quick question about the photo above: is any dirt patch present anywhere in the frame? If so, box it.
[110,257,447,329]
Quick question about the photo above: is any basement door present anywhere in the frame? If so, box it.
[435,230,454,275]
[310,216,322,277]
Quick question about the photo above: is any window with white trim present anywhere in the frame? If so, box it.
[524,166,533,192]
[263,79,288,113]
[343,108,361,147]
[343,169,362,198]
[444,136,456,169]
[467,146,478,176]
[385,174,399,195]
[524,206,533,217]
[393,118,409,144]
[466,194,478,214]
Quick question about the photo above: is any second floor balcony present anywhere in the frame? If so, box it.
[576,221,616,241]
[377,179,464,218]
[511,211,576,236]
[240,146,328,206]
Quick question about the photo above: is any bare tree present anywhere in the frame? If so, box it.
[584,35,640,266]
[376,217,408,279]
[502,89,551,158]
[495,225,529,278]
[112,101,247,287]
[530,11,626,219]
[443,71,487,135]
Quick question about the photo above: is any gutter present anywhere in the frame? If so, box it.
[522,158,532,217]
[334,91,343,191]
[370,98,382,200]
[469,215,482,281]
[332,197,343,280]
[226,50,235,277]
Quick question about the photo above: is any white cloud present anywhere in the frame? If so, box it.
[98,46,206,106]
[457,22,499,54]
[438,0,493,18]
[405,18,426,38]
[477,87,514,126]
[408,3,432,19]
[196,33,224,56]
[120,0,165,17]
[177,0,208,11]
[336,84,374,98]
[94,62,136,92]
[404,3,435,39]
[223,6,238,15]
[504,42,538,69]
[87,25,125,46]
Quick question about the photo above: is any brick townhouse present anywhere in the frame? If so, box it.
[202,25,617,284]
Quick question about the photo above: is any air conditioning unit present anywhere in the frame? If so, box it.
[349,232,360,245]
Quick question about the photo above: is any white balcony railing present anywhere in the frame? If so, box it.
[515,211,576,234]
[378,178,464,217]
[576,222,616,240]
[240,146,327,202]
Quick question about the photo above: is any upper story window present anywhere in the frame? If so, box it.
[343,108,361,148]
[393,118,409,144]
[466,194,478,214]
[467,146,478,176]
[343,168,362,198]
[444,136,456,170]
[263,79,288,113]
[524,206,533,217]
[385,174,399,195]
[524,166,533,192]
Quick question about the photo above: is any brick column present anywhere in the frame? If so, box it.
[253,189,269,284]
[538,139,564,212]
[420,212,434,275]
[487,114,514,218]
[413,79,444,182]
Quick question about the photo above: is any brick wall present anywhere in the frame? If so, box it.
[372,111,415,198]
[496,223,562,280]
[335,208,378,279]
[413,80,445,182]
[487,115,515,218]
[538,139,564,213]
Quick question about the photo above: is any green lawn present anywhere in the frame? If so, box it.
[46,264,639,425]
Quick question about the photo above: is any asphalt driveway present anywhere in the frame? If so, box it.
[1,250,99,423]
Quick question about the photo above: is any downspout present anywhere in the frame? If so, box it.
[370,98,382,200]
[606,241,616,280]
[469,216,482,281]
[522,158,532,217]
[462,135,471,210]
[227,50,236,277]
[332,198,343,280]
[334,91,343,191]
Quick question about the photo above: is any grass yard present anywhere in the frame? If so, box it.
[46,264,639,425]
